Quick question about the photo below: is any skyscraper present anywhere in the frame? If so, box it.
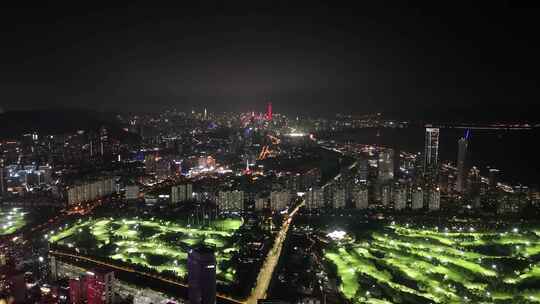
[267,102,272,121]
[378,150,394,182]
[188,245,216,304]
[424,127,439,171]
[428,187,441,210]
[456,131,469,193]
[393,182,407,210]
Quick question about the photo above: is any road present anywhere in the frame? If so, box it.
[246,201,304,304]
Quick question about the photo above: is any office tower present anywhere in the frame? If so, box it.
[188,245,216,304]
[86,269,115,304]
[424,127,440,171]
[306,187,324,210]
[352,182,369,209]
[270,190,291,210]
[428,187,441,210]
[393,183,407,210]
[412,187,424,209]
[378,150,394,182]
[456,132,469,192]
[332,186,346,209]
[489,168,500,189]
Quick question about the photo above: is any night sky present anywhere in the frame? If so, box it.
[1,2,539,117]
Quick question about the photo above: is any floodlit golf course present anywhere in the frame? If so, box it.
[0,207,27,235]
[48,216,243,284]
[324,223,540,303]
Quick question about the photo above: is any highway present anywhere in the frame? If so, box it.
[246,201,304,304]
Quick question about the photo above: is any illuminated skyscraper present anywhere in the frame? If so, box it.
[266,102,272,121]
[456,131,469,192]
[188,245,216,304]
[424,127,439,171]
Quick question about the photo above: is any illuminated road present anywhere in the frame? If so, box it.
[247,201,304,304]
[49,249,244,304]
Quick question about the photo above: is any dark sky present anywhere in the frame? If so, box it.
[1,2,539,117]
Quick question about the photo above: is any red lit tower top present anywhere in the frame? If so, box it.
[266,102,272,121]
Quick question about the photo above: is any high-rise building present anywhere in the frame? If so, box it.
[86,269,115,304]
[467,166,482,208]
[428,188,441,210]
[217,190,244,211]
[254,196,267,211]
[266,102,272,121]
[357,157,369,182]
[0,160,5,199]
[69,278,83,304]
[188,245,216,304]
[332,186,346,209]
[352,182,369,209]
[125,185,139,201]
[424,127,440,171]
[456,133,469,192]
[393,183,407,210]
[381,185,391,206]
[412,187,424,210]
[305,187,324,210]
[270,190,290,211]
[378,150,394,182]
[172,183,193,203]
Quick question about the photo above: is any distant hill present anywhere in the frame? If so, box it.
[0,109,134,140]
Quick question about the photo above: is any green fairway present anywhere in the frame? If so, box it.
[0,207,27,235]
[324,224,540,303]
[48,216,243,284]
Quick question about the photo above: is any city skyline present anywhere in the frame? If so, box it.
[1,3,539,119]
[2,3,540,304]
